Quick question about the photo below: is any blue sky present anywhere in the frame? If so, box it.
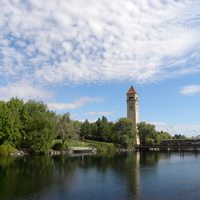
[0,0,200,137]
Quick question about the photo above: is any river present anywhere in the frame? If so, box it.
[0,151,200,200]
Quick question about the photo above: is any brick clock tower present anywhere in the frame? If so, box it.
[126,86,140,144]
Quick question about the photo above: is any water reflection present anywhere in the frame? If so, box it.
[0,151,200,199]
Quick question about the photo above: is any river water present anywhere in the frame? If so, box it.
[0,151,200,200]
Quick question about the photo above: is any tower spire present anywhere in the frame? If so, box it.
[126,86,137,94]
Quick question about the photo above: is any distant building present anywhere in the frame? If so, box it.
[126,86,140,144]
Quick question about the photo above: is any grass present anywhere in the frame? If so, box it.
[53,139,115,148]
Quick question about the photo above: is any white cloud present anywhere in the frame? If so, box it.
[0,0,200,88]
[48,97,104,110]
[83,111,116,116]
[151,122,169,126]
[153,123,200,137]
[180,85,200,96]
[71,111,116,118]
[0,81,53,101]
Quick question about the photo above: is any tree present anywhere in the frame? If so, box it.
[173,134,186,139]
[26,114,56,153]
[90,123,98,140]
[114,118,136,148]
[0,101,16,145]
[56,113,80,149]
[97,122,111,141]
[137,122,157,144]
[24,100,56,153]
[6,97,25,146]
[80,119,91,139]
[102,116,108,124]
[156,132,172,142]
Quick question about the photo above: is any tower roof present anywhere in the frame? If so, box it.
[126,86,137,94]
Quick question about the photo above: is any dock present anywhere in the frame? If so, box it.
[135,144,200,151]
[68,147,97,154]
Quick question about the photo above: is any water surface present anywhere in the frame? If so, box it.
[0,151,200,200]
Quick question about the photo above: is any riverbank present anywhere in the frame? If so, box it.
[4,146,135,156]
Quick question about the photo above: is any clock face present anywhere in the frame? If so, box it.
[130,106,133,110]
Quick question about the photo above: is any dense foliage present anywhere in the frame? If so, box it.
[0,97,175,154]
[114,118,136,148]
[137,121,176,144]
[172,134,187,139]
[80,116,137,148]
[0,98,138,153]
[0,98,57,153]
[56,112,81,149]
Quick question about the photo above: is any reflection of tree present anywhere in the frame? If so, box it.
[79,152,139,198]
[0,152,175,200]
[0,155,80,199]
[140,151,161,167]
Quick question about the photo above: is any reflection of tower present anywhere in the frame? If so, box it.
[126,86,140,144]
[135,151,141,195]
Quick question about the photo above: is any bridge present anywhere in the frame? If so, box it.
[68,147,97,154]
[135,144,200,151]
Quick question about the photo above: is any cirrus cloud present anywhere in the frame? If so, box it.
[180,85,200,96]
[47,97,104,110]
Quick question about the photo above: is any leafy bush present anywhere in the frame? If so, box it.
[0,144,15,154]
[92,144,116,152]
[107,144,116,151]
[145,138,154,145]
[52,142,62,150]
[20,139,32,148]
[52,142,68,151]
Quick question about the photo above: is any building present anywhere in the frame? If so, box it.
[126,86,140,144]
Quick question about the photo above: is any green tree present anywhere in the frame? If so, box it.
[96,118,102,127]
[6,98,25,147]
[90,123,98,139]
[156,131,172,142]
[94,116,114,141]
[108,121,115,142]
[24,100,56,153]
[137,122,157,144]
[80,119,91,139]
[97,122,111,141]
[114,118,136,148]
[102,116,108,124]
[56,113,80,149]
[0,101,19,146]
[173,134,186,139]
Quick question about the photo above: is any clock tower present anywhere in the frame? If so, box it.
[126,86,140,144]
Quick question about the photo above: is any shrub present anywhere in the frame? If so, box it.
[92,144,116,152]
[0,144,15,154]
[52,142,67,151]
[52,142,62,150]
[107,144,116,151]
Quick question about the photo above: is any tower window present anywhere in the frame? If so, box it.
[129,97,134,100]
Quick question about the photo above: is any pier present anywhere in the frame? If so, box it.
[68,147,97,154]
[135,144,200,151]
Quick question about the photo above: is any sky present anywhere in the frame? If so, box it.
[0,0,200,138]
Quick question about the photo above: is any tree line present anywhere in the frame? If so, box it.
[0,97,137,153]
[0,97,183,154]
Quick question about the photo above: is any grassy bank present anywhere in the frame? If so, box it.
[53,139,116,151]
